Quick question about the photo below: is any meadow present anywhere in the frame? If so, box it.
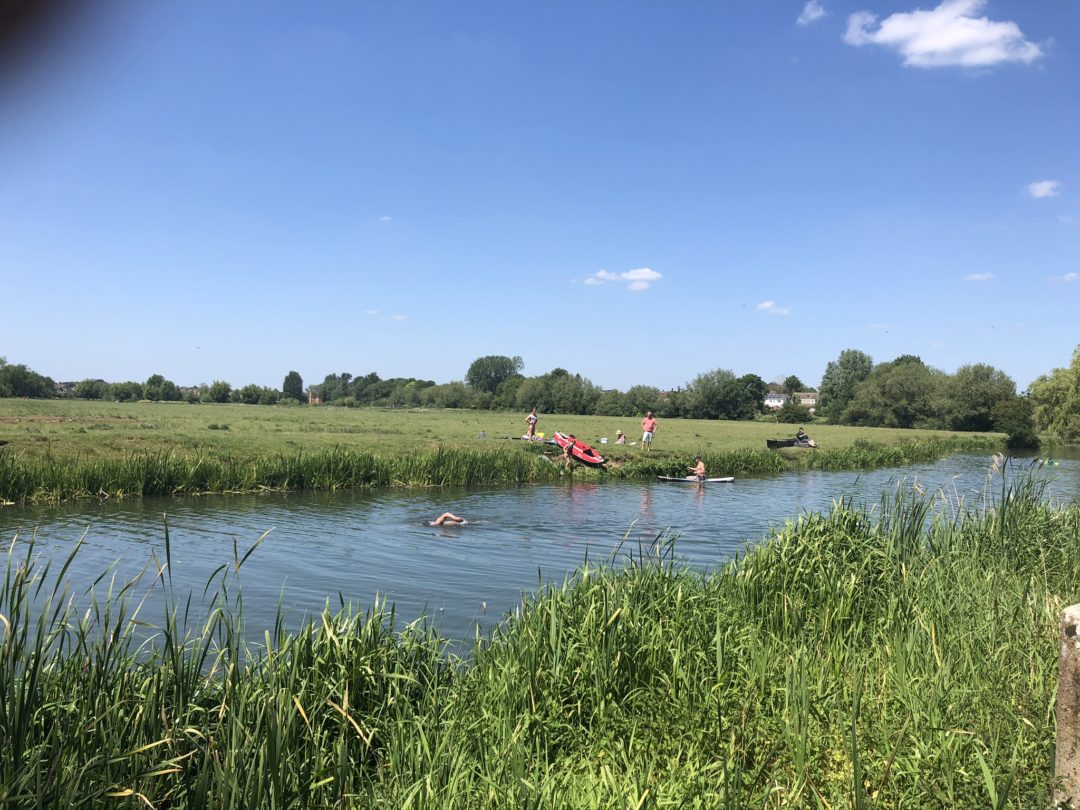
[0,399,1001,503]
[0,399,996,461]
[0,467,1071,806]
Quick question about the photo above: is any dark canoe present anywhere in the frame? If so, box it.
[767,438,798,449]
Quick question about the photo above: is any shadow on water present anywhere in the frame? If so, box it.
[1,451,1078,646]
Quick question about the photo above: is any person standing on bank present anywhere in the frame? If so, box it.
[525,407,539,441]
[563,434,576,469]
[641,411,658,452]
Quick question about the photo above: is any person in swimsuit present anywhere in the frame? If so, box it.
[563,434,576,469]
[431,512,466,526]
[525,408,538,440]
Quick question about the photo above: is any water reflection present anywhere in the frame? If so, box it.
[0,452,1076,643]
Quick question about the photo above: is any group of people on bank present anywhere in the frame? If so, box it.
[524,407,659,452]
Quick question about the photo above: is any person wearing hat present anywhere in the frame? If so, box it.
[615,430,626,445]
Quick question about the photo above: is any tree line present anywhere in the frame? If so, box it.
[7,344,1080,446]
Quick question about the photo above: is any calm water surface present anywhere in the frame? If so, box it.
[2,451,1078,644]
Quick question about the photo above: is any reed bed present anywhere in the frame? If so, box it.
[0,465,1074,806]
[0,435,997,505]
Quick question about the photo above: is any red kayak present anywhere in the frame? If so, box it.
[553,431,607,467]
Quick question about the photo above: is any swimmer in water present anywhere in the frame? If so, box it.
[431,512,466,526]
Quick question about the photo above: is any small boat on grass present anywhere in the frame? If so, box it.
[657,475,735,483]
[767,438,798,449]
[553,431,607,467]
[767,437,818,449]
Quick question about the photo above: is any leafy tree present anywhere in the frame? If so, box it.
[74,379,109,400]
[111,381,144,402]
[492,374,525,410]
[819,349,873,421]
[1028,345,1080,442]
[348,373,381,403]
[624,385,665,417]
[728,374,769,420]
[0,359,56,398]
[991,397,1040,449]
[775,402,814,424]
[237,384,263,405]
[466,355,523,395]
[842,356,946,429]
[593,389,630,417]
[282,371,304,403]
[420,381,474,409]
[144,374,181,402]
[943,364,1016,432]
[207,380,232,403]
[782,375,805,396]
[319,373,353,403]
[683,369,737,419]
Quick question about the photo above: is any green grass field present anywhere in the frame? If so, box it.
[0,399,1000,463]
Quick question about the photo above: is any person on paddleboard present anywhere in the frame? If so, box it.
[688,456,706,484]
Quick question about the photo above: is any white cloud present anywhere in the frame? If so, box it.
[868,323,890,331]
[1027,179,1062,198]
[583,267,662,292]
[844,0,1043,68]
[797,1,826,26]
[757,300,791,316]
[1052,272,1079,284]
[365,309,379,316]
[378,215,393,223]
[391,314,406,321]
[964,272,994,281]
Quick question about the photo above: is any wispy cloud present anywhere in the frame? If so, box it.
[757,300,791,316]
[377,215,393,223]
[868,323,890,332]
[1051,272,1079,284]
[844,0,1043,69]
[1027,179,1062,199]
[364,308,406,321]
[964,272,994,282]
[583,267,662,292]
[797,1,826,26]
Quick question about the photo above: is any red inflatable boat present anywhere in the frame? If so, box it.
[553,431,607,467]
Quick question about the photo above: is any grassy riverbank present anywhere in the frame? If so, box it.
[0,435,998,504]
[0,399,1000,503]
[1,469,1073,806]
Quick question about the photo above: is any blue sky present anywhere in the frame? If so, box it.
[2,0,1076,393]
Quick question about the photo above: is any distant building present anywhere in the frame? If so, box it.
[795,392,818,410]
[764,392,790,409]
[307,388,322,405]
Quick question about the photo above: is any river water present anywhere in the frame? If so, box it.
[2,451,1078,645]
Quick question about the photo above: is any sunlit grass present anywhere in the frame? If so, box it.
[0,398,999,463]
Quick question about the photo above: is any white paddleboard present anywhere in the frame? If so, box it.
[657,476,735,483]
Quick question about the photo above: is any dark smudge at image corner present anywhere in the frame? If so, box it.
[0,0,93,81]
